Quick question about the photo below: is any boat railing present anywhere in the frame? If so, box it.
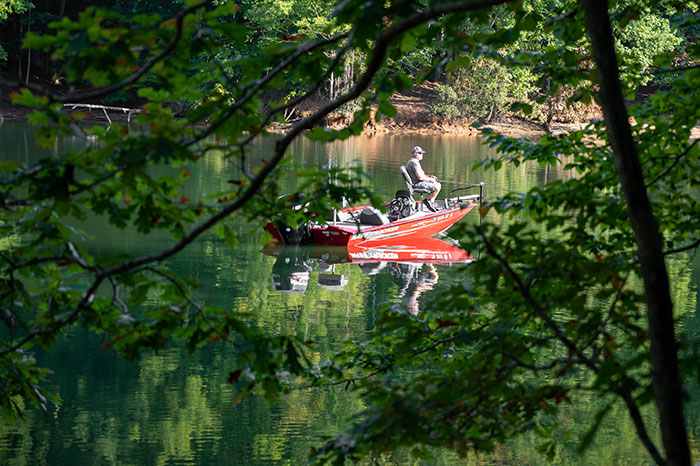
[445,182,484,210]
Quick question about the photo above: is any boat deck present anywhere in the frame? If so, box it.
[325,194,480,233]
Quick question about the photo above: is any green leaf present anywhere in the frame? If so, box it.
[400,32,416,52]
[307,127,334,142]
[378,101,397,118]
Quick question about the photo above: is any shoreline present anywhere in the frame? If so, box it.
[3,80,697,139]
[4,102,695,140]
[0,82,586,138]
[0,104,572,139]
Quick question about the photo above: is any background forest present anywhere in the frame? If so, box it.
[1,0,695,128]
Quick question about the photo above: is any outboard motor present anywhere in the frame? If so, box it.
[275,221,312,245]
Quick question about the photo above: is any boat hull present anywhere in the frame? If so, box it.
[266,202,476,247]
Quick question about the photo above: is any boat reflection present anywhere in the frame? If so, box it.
[265,238,473,313]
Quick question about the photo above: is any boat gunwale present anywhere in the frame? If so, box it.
[315,201,477,234]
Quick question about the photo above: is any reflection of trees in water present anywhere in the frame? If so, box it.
[2,234,697,465]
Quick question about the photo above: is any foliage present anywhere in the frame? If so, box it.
[1,1,699,466]
[0,0,32,23]
[0,0,380,423]
[613,1,684,86]
[0,0,33,62]
[428,84,460,118]
[113,0,185,17]
[438,56,537,121]
[429,0,686,124]
[530,84,601,124]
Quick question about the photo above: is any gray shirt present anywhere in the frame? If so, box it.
[406,158,422,185]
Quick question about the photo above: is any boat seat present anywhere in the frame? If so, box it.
[400,165,432,199]
[359,206,390,225]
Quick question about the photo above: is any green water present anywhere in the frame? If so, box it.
[0,123,699,465]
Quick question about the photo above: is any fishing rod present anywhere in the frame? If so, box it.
[440,179,510,191]
[439,179,478,186]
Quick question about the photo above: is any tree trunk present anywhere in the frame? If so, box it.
[330,71,335,101]
[545,77,553,133]
[581,1,691,465]
[350,51,354,88]
[18,20,23,81]
[25,10,32,86]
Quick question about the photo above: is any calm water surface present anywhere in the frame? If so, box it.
[0,123,699,465]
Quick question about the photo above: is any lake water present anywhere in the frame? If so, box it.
[0,122,699,465]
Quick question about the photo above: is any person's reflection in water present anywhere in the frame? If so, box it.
[391,263,439,315]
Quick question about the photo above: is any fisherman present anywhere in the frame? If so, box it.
[406,146,441,212]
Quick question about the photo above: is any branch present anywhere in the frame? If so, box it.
[69,164,129,196]
[140,266,243,357]
[186,32,349,147]
[477,227,599,371]
[584,270,631,357]
[617,385,667,466]
[1,2,211,104]
[663,238,700,257]
[266,35,353,120]
[0,276,104,356]
[653,63,700,75]
[108,276,129,314]
[67,242,93,270]
[1,254,90,274]
[143,266,202,314]
[293,334,455,390]
[645,139,698,189]
[480,226,665,463]
[245,40,352,142]
[503,352,577,371]
[63,103,141,114]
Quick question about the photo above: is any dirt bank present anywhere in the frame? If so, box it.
[313,82,573,138]
[2,83,695,139]
[0,80,574,137]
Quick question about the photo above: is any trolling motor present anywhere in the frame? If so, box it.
[274,221,312,245]
[444,182,485,210]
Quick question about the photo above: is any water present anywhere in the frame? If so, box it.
[0,122,699,465]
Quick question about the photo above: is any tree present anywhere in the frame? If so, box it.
[430,0,685,127]
[0,0,33,68]
[1,1,699,465]
[0,1,32,58]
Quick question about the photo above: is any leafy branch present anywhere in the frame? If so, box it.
[477,226,664,464]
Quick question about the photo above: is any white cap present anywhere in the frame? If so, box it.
[412,146,426,154]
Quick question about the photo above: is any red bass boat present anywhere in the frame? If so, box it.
[265,183,484,247]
